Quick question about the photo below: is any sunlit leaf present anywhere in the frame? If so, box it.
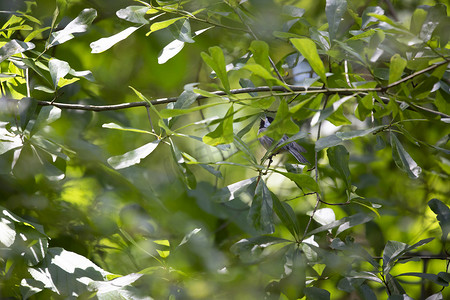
[243,63,286,87]
[0,39,35,63]
[47,8,97,48]
[308,213,374,236]
[26,248,109,297]
[116,6,149,24]
[91,26,141,54]
[201,46,230,91]
[30,106,61,136]
[291,38,327,85]
[107,140,160,169]
[149,17,185,34]
[48,58,70,87]
[249,40,271,71]
[390,134,422,179]
[382,238,434,274]
[203,106,234,146]
[389,54,407,85]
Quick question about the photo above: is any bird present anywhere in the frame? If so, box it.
[258,116,309,164]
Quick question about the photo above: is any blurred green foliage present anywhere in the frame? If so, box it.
[0,0,449,299]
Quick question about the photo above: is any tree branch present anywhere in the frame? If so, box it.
[35,60,449,118]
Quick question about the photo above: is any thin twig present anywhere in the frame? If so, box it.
[302,95,329,240]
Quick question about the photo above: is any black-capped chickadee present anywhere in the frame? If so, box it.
[258,116,309,164]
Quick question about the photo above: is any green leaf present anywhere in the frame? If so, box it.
[389,54,407,85]
[396,272,448,286]
[170,18,194,43]
[149,17,185,34]
[203,106,234,146]
[290,38,327,85]
[275,171,319,192]
[264,100,298,141]
[428,198,450,242]
[315,125,385,151]
[212,177,257,203]
[272,194,301,239]
[170,140,196,189]
[102,122,154,135]
[130,86,172,133]
[90,26,141,54]
[419,4,447,42]
[47,8,97,48]
[231,235,290,257]
[305,286,331,300]
[327,145,351,190]
[18,97,37,131]
[116,6,149,24]
[311,94,354,126]
[107,140,160,169]
[249,40,271,71]
[248,180,274,234]
[308,213,374,236]
[26,247,109,297]
[88,273,144,298]
[390,134,422,179]
[160,102,223,118]
[201,46,230,91]
[0,39,35,63]
[362,6,384,29]
[382,238,434,274]
[243,63,287,87]
[355,93,374,121]
[30,106,61,137]
[233,134,257,164]
[48,58,70,88]
[410,7,427,35]
[326,0,347,42]
[158,26,211,64]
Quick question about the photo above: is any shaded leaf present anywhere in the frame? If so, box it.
[275,171,319,192]
[327,145,351,191]
[273,194,301,239]
[305,286,330,300]
[326,0,347,42]
[248,180,275,234]
[428,198,450,242]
